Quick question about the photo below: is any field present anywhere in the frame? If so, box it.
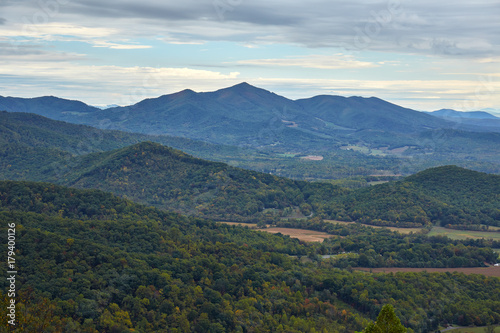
[301,155,324,161]
[355,267,500,278]
[324,220,424,234]
[428,227,500,241]
[217,222,259,228]
[217,223,334,242]
[258,227,333,242]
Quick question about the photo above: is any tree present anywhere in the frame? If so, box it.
[363,305,407,333]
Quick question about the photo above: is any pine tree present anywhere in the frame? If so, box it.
[363,304,407,333]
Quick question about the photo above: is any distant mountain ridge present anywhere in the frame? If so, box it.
[0,83,455,147]
[0,95,99,123]
[2,83,500,171]
[428,109,498,119]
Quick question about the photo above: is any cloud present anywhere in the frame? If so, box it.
[236,54,378,70]
[250,76,500,111]
[92,41,152,49]
[0,22,152,49]
[3,0,499,58]
[0,0,498,111]
[35,0,496,58]
[0,61,241,105]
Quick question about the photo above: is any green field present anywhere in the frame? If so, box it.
[324,220,424,234]
[428,227,500,241]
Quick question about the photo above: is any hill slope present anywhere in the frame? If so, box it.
[57,141,347,221]
[0,95,99,123]
[1,181,500,331]
[334,165,500,227]
[0,111,269,181]
[1,113,498,227]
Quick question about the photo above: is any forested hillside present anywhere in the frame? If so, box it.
[59,143,499,228]
[0,111,409,180]
[1,181,500,332]
[55,142,348,222]
[331,166,500,227]
[2,113,499,227]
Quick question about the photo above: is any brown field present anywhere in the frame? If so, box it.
[217,222,259,228]
[324,220,423,234]
[258,227,333,242]
[355,267,500,277]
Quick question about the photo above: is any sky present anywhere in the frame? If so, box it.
[0,0,499,111]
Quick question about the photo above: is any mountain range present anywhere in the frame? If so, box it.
[1,82,498,145]
[428,109,499,119]
[2,83,500,176]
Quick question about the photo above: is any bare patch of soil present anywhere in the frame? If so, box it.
[258,227,333,242]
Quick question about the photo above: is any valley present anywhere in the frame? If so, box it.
[1,84,500,332]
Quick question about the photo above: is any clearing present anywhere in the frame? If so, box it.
[258,227,333,242]
[428,227,500,241]
[217,222,259,228]
[324,220,424,234]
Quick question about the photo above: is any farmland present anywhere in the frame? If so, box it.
[428,227,500,241]
[218,222,334,242]
[257,227,333,242]
[217,221,259,228]
[324,220,424,234]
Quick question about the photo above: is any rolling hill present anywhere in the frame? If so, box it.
[336,165,500,227]
[0,112,498,226]
[52,141,348,222]
[2,180,500,331]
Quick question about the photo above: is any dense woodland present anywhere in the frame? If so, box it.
[2,126,500,228]
[277,218,498,267]
[54,143,500,228]
[1,109,500,332]
[1,181,500,332]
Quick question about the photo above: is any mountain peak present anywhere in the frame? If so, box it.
[225,82,265,93]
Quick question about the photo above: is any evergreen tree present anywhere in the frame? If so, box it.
[363,305,407,333]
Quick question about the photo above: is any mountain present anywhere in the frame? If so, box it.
[296,95,449,133]
[429,109,498,119]
[425,109,500,133]
[85,83,313,146]
[2,84,500,174]
[0,95,99,123]
[0,83,456,148]
[3,117,497,228]
[0,111,267,181]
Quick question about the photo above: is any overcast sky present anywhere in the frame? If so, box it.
[0,0,499,111]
